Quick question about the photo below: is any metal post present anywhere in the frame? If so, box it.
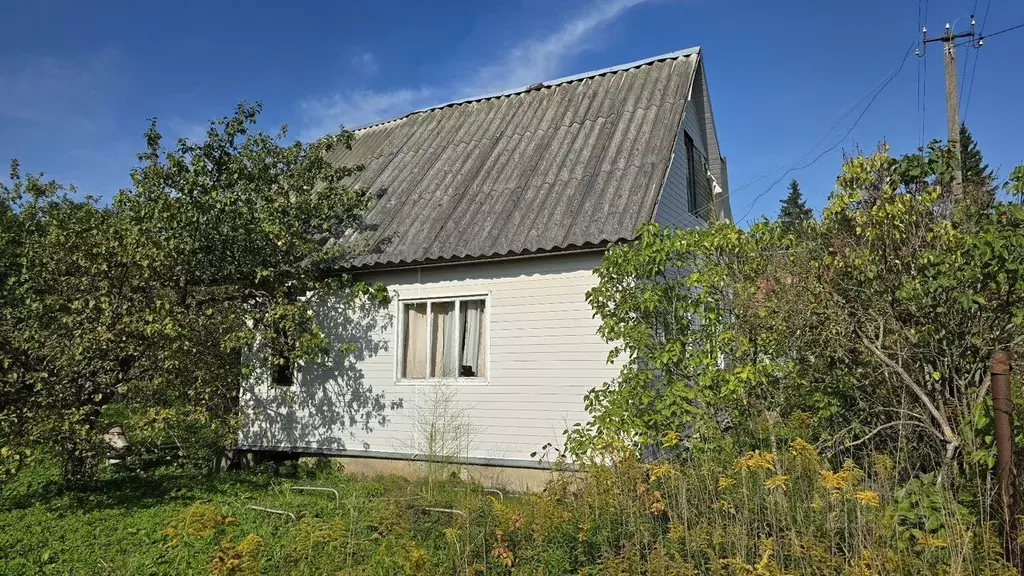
[991,349,1018,569]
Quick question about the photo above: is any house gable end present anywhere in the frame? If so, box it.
[652,53,732,228]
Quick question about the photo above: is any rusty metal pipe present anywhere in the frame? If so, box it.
[991,349,1018,570]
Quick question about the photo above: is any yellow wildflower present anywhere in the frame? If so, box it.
[645,462,675,481]
[871,454,894,480]
[854,490,881,507]
[662,431,681,447]
[916,534,949,549]
[819,469,847,491]
[764,475,789,491]
[791,438,820,468]
[735,450,775,472]
[839,459,865,487]
[718,476,737,490]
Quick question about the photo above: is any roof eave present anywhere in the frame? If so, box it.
[325,241,619,275]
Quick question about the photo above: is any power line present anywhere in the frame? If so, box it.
[921,39,928,148]
[961,1,992,125]
[735,43,916,224]
[693,48,916,218]
[963,2,1024,124]
[962,1,979,124]
[983,22,1024,39]
[978,0,993,36]
[956,15,974,106]
[961,43,980,123]
[921,0,929,146]
[716,43,915,217]
[921,49,929,146]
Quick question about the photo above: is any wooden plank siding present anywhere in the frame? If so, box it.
[239,251,620,465]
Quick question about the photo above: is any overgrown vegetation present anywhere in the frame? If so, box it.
[2,449,1017,575]
[572,140,1024,471]
[0,104,388,483]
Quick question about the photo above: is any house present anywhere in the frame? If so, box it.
[238,47,732,479]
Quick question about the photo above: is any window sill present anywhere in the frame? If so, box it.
[395,377,490,386]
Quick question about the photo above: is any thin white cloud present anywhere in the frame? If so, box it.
[297,0,653,140]
[466,0,654,95]
[164,117,209,143]
[297,87,435,141]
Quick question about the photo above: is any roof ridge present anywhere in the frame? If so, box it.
[351,46,701,133]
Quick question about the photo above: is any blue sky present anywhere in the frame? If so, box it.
[2,0,1023,223]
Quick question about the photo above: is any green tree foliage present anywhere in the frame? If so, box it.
[777,178,813,232]
[1007,165,1024,203]
[0,167,128,480]
[570,143,1024,471]
[959,123,996,208]
[0,104,385,482]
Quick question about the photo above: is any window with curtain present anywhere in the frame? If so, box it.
[400,297,487,380]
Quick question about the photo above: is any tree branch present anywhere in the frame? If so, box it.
[845,420,941,449]
[858,330,958,446]
[973,372,992,410]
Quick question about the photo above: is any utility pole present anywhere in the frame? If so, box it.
[917,16,982,200]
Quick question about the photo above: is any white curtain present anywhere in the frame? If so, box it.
[431,302,459,378]
[461,300,484,377]
[403,304,427,378]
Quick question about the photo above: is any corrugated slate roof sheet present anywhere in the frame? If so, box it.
[327,48,700,269]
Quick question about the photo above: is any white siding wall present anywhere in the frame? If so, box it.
[239,252,619,464]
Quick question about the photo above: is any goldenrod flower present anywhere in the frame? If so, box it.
[718,476,737,490]
[764,475,789,491]
[819,469,847,491]
[916,534,948,549]
[735,450,775,472]
[871,454,894,480]
[839,459,865,487]
[854,490,881,507]
[645,462,675,481]
[791,438,820,467]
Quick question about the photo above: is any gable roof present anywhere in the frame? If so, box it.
[327,47,702,270]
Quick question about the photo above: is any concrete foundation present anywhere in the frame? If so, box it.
[299,455,559,493]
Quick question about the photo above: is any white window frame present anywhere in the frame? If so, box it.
[395,293,490,385]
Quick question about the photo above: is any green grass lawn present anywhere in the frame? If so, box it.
[0,461,512,575]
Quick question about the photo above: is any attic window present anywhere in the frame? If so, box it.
[400,297,487,380]
[685,132,713,221]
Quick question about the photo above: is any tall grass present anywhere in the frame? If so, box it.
[0,444,1015,575]
[519,441,1015,575]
